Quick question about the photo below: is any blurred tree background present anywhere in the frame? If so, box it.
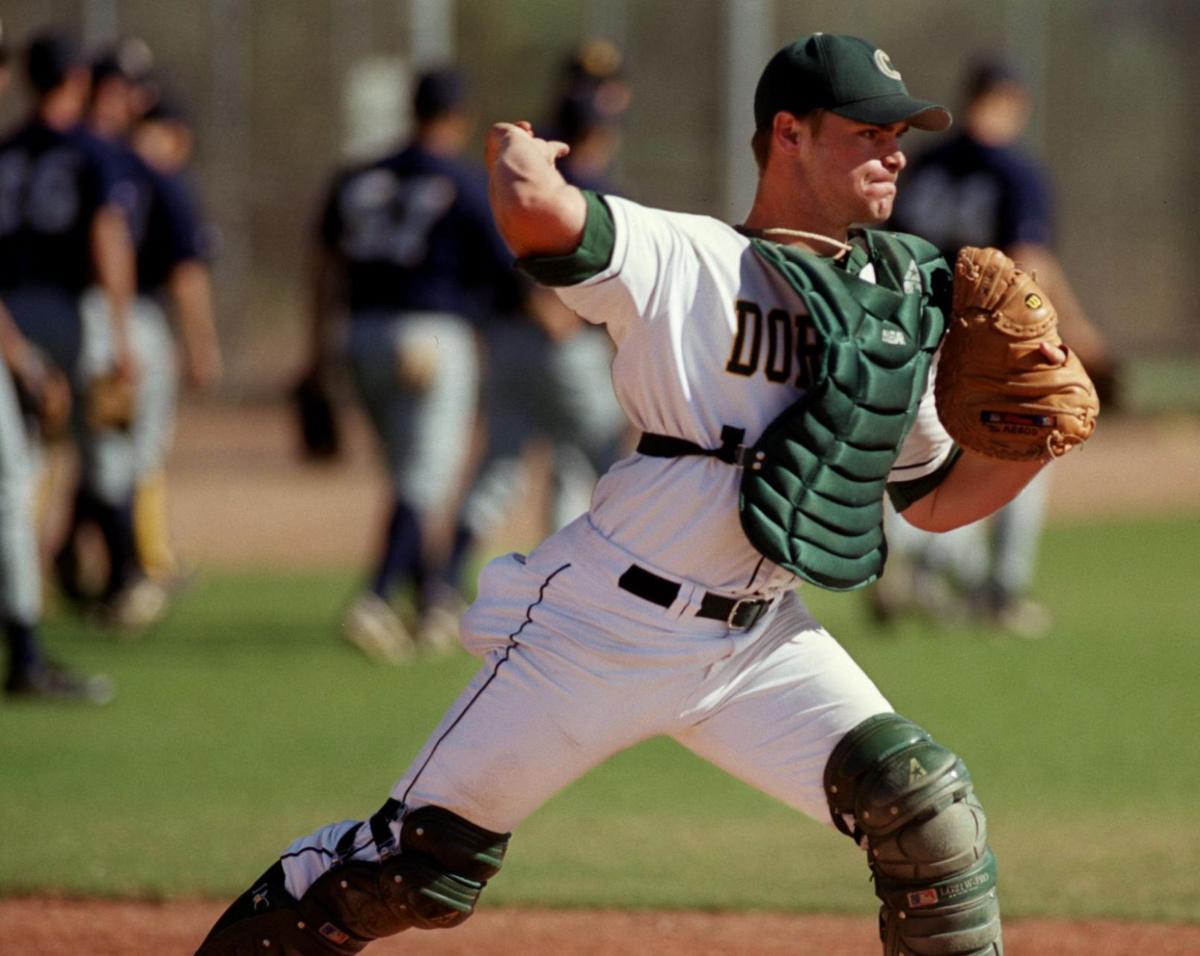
[1,0,1196,397]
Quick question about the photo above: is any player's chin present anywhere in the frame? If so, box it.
[860,196,895,224]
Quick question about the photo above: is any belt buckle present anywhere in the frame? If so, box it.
[731,595,774,629]
[726,597,756,629]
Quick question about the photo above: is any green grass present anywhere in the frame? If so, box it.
[1126,357,1200,414]
[1,514,1198,922]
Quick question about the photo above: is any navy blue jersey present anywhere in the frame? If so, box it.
[0,119,122,292]
[891,133,1053,262]
[100,140,206,293]
[106,141,153,249]
[136,165,206,293]
[319,143,512,317]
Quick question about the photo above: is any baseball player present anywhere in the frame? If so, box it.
[198,35,1094,955]
[0,30,140,618]
[127,95,222,587]
[56,47,220,628]
[307,68,514,664]
[0,41,113,702]
[1,303,112,704]
[881,58,1114,637]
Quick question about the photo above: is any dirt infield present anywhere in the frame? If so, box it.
[4,899,1200,956]
[14,405,1198,953]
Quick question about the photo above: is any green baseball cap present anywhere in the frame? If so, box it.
[754,34,951,132]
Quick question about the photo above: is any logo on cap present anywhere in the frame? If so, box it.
[873,49,903,81]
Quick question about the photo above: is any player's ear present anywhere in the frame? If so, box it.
[772,111,809,156]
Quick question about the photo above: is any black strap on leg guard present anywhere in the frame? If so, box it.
[824,713,1003,956]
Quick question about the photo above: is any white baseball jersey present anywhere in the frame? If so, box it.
[558,194,954,596]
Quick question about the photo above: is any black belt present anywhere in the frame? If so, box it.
[617,564,773,630]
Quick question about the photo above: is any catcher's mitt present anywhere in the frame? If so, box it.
[934,246,1098,461]
[291,370,341,461]
[86,370,136,431]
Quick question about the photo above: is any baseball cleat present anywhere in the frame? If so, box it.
[196,861,365,955]
[989,596,1052,639]
[4,660,115,705]
[417,601,464,656]
[105,576,172,636]
[341,593,416,665]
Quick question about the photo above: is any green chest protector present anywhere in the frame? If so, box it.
[638,230,950,592]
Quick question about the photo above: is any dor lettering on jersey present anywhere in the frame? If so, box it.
[726,300,820,390]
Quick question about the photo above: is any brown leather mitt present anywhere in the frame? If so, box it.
[935,246,1099,461]
[86,370,136,431]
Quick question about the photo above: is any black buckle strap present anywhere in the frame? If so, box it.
[637,425,748,466]
[369,798,404,859]
[618,563,772,630]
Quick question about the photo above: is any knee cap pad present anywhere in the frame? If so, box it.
[825,714,1001,956]
[303,805,510,941]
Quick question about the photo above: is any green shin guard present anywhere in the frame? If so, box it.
[824,713,1003,956]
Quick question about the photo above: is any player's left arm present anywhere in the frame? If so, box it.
[898,451,1046,532]
[91,203,138,377]
[886,328,1068,532]
[158,176,222,389]
[486,122,586,257]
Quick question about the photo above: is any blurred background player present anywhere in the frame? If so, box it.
[127,95,222,587]
[306,67,512,663]
[555,38,632,130]
[0,25,111,703]
[426,43,630,641]
[0,301,114,703]
[1,302,112,703]
[880,57,1117,636]
[55,41,221,629]
[0,31,140,624]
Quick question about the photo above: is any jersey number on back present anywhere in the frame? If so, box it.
[339,171,456,266]
[0,148,84,238]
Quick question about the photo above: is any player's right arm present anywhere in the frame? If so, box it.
[307,176,349,378]
[166,260,222,389]
[485,122,586,257]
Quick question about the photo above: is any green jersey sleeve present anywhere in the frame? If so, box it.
[515,190,616,287]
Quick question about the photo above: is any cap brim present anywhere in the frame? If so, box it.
[833,95,952,132]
